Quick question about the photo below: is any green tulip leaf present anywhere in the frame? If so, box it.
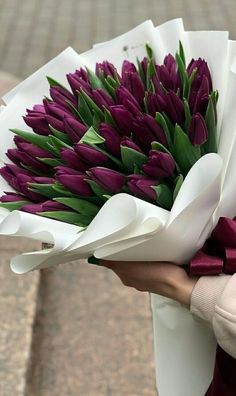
[173,124,201,175]
[85,67,106,90]
[173,174,184,201]
[28,183,58,199]
[79,90,104,121]
[49,125,73,145]
[121,146,148,172]
[203,91,218,153]
[80,126,105,145]
[10,129,54,154]
[38,157,63,167]
[152,183,173,210]
[38,210,93,227]
[54,197,100,217]
[0,200,29,211]
[155,112,172,148]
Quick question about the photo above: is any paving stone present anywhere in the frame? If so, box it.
[0,237,40,396]
[25,261,156,396]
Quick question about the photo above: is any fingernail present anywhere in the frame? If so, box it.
[88,256,100,265]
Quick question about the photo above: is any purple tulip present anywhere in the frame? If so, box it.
[89,167,125,193]
[55,166,83,176]
[121,69,145,105]
[109,105,135,135]
[32,104,45,113]
[121,136,142,153]
[63,116,87,143]
[43,99,71,119]
[92,89,114,108]
[0,164,32,193]
[0,192,28,203]
[50,86,77,109]
[56,173,92,196]
[16,174,50,202]
[165,91,184,124]
[67,71,92,96]
[189,75,210,115]
[99,123,121,157]
[146,92,166,117]
[115,86,141,115]
[7,148,50,173]
[133,114,167,151]
[75,144,108,166]
[142,150,175,179]
[121,60,137,75]
[21,200,67,214]
[23,112,49,135]
[60,148,88,171]
[14,141,53,159]
[156,54,180,92]
[45,114,64,131]
[96,61,119,79]
[127,174,158,201]
[188,113,208,146]
[187,58,212,92]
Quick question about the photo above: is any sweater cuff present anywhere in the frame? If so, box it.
[190,275,230,323]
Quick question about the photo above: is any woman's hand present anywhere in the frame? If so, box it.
[99,260,199,308]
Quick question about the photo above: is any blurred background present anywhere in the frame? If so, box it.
[0,1,235,395]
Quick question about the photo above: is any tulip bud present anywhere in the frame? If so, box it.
[89,167,125,193]
[109,105,134,135]
[60,148,88,171]
[16,174,47,202]
[188,113,208,146]
[56,173,93,196]
[23,113,49,135]
[99,123,121,157]
[45,114,64,132]
[121,70,145,105]
[146,92,166,117]
[21,203,43,214]
[189,75,210,114]
[43,99,71,118]
[165,91,184,124]
[7,148,49,173]
[67,72,92,96]
[115,86,141,111]
[55,166,83,176]
[75,144,108,166]
[96,61,119,79]
[121,60,137,76]
[133,114,167,151]
[0,192,28,203]
[120,137,142,153]
[63,116,88,143]
[187,58,212,92]
[92,89,113,108]
[15,141,53,158]
[156,54,180,92]
[50,86,77,110]
[127,174,158,201]
[142,150,175,179]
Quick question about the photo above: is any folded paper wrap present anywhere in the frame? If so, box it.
[1,18,236,396]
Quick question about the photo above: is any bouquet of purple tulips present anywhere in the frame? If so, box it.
[0,43,217,228]
[2,18,236,396]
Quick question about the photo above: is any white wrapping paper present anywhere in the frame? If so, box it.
[1,19,236,396]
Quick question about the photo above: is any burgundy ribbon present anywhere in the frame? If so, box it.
[189,217,236,396]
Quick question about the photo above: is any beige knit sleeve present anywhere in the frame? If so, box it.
[190,274,236,358]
